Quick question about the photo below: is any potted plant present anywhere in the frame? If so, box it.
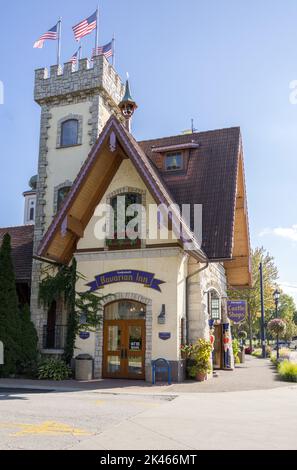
[181,339,212,381]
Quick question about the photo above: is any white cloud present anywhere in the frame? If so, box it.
[259,224,297,242]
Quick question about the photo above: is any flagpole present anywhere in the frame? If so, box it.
[112,33,115,68]
[95,5,99,51]
[57,18,62,66]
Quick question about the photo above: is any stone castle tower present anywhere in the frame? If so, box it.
[31,56,125,344]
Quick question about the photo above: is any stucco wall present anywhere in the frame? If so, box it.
[74,248,186,364]
[77,159,177,250]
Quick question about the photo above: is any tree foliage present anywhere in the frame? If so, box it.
[39,259,109,364]
[228,247,278,334]
[0,234,38,377]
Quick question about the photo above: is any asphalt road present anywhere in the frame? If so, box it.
[0,385,297,450]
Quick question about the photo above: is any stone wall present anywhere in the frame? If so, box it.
[30,56,125,346]
[34,56,125,112]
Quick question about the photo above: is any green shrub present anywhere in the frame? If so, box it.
[252,348,262,358]
[232,338,240,362]
[182,339,212,378]
[38,358,72,381]
[270,354,278,366]
[278,360,297,382]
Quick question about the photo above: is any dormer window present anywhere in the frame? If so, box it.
[61,119,79,147]
[165,152,183,171]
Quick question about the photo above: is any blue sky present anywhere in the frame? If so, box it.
[0,0,297,303]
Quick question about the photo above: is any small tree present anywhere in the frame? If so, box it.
[39,259,108,365]
[19,304,38,374]
[0,234,22,376]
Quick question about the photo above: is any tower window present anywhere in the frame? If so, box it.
[57,186,71,211]
[165,152,183,171]
[60,119,79,147]
[29,204,35,221]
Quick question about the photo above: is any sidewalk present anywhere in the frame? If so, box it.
[0,356,294,395]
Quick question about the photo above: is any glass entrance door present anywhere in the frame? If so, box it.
[103,301,146,379]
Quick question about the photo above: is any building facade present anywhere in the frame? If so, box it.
[1,55,252,382]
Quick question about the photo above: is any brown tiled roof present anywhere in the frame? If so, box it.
[139,127,241,259]
[0,225,34,282]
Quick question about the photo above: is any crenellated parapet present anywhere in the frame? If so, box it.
[34,55,125,106]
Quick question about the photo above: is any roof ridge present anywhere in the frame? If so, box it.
[138,126,241,144]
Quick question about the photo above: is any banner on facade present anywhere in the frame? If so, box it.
[227,300,247,324]
[87,270,165,293]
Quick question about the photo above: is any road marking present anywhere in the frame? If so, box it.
[0,421,91,437]
[95,400,105,406]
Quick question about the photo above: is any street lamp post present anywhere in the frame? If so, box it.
[259,263,266,358]
[273,289,281,359]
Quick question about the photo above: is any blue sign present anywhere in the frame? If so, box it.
[159,332,171,341]
[227,300,247,324]
[87,270,165,293]
[79,332,90,340]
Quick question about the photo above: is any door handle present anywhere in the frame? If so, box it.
[125,349,128,359]
[120,348,124,359]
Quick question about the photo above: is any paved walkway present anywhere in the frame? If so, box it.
[0,356,292,395]
[1,356,297,449]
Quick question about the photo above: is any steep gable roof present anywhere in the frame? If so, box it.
[37,116,251,287]
[0,225,34,282]
[37,116,207,264]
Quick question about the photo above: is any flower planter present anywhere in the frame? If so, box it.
[106,238,141,250]
[195,371,207,382]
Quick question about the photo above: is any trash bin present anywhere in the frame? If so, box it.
[75,354,93,380]
[239,349,245,364]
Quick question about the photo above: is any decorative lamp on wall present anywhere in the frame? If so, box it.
[158,304,166,324]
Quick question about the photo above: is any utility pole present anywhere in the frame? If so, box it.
[248,302,253,350]
[259,262,266,358]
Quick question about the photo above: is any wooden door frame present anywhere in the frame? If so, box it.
[102,302,146,380]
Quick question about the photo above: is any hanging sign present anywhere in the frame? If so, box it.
[87,270,165,293]
[79,332,90,340]
[227,300,247,324]
[159,332,171,341]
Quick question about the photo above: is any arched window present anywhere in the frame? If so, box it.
[110,192,142,239]
[57,186,71,211]
[60,119,79,147]
[208,289,221,320]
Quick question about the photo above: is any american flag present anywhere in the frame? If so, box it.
[92,41,113,60]
[70,49,80,65]
[72,11,97,42]
[33,24,58,49]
